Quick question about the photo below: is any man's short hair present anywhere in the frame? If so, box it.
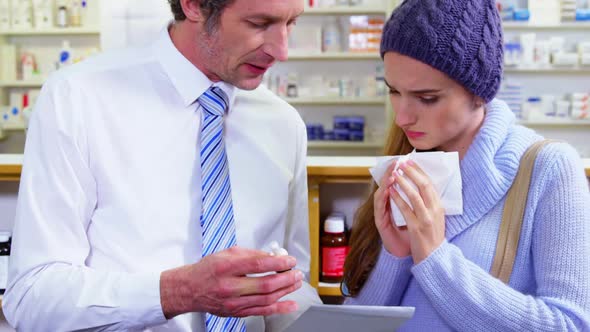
[168,0,236,32]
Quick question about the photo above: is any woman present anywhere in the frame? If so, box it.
[343,0,590,331]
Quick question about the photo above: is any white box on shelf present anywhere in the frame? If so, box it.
[0,44,18,81]
[534,41,552,67]
[552,52,578,66]
[32,0,54,29]
[9,91,23,110]
[289,25,322,54]
[362,0,387,7]
[579,42,590,54]
[0,0,11,30]
[529,0,561,25]
[10,0,34,29]
[519,33,536,67]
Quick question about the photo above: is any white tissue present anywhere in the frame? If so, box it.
[369,151,463,227]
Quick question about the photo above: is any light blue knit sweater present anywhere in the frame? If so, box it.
[345,99,590,331]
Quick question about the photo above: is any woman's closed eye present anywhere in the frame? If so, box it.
[419,95,438,105]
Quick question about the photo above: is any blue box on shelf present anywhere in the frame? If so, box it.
[513,9,530,21]
[576,9,590,21]
[323,130,335,141]
[306,123,324,141]
[348,116,365,131]
[333,116,350,130]
[349,131,364,142]
[334,128,350,141]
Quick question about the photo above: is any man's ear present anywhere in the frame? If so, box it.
[179,0,203,22]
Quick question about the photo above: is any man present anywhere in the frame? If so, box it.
[3,0,321,330]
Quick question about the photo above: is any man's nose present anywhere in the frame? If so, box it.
[264,26,289,62]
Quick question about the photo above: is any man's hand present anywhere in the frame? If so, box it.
[160,246,304,319]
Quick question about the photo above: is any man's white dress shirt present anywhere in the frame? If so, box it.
[2,27,320,331]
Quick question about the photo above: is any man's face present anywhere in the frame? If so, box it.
[198,0,303,90]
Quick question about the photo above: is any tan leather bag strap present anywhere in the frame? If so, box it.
[491,139,556,283]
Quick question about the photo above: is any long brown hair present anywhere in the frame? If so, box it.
[343,120,414,297]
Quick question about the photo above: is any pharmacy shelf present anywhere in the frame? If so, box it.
[503,22,590,30]
[505,67,590,74]
[303,6,386,15]
[308,141,383,149]
[288,52,380,60]
[519,119,590,127]
[283,97,386,105]
[0,26,100,36]
[0,80,44,88]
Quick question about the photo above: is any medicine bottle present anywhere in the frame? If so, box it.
[70,0,82,27]
[322,17,342,53]
[0,233,11,294]
[57,5,69,28]
[321,215,348,283]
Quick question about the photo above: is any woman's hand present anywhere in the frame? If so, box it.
[390,160,446,264]
[374,161,411,258]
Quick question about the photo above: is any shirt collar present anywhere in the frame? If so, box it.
[152,23,237,110]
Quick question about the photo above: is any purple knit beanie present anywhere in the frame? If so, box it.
[380,0,504,103]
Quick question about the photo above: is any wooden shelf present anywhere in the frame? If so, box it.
[505,67,590,74]
[503,22,590,30]
[0,26,100,36]
[284,97,386,105]
[318,283,343,297]
[0,80,45,88]
[0,159,22,182]
[288,52,380,61]
[303,6,386,15]
[308,141,383,149]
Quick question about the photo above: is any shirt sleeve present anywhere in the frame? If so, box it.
[1,76,168,330]
[344,247,413,306]
[410,143,590,331]
[264,113,322,332]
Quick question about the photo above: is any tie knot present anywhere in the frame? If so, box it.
[199,86,229,117]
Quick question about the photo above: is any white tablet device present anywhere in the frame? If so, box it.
[283,304,415,332]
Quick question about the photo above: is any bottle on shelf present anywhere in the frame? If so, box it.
[81,0,90,26]
[21,53,37,81]
[71,0,82,27]
[287,73,299,98]
[57,40,73,69]
[57,1,69,28]
[320,214,349,283]
[322,17,342,53]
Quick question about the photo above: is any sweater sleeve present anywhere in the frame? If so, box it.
[345,247,413,306]
[410,143,590,331]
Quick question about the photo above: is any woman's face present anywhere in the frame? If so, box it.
[384,52,485,155]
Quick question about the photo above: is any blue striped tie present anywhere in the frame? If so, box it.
[199,87,246,332]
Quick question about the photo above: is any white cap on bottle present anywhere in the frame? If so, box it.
[324,216,345,234]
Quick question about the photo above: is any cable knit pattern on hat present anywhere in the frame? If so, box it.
[381,0,504,102]
[345,100,590,331]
